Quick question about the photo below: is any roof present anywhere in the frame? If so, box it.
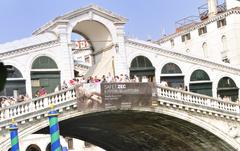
[33,4,128,35]
[156,7,240,43]
[0,32,58,54]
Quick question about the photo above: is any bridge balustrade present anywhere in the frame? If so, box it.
[0,86,77,122]
[156,85,240,114]
[0,83,239,130]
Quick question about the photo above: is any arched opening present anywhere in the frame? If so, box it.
[71,33,93,77]
[202,42,208,58]
[37,110,236,151]
[71,20,114,77]
[46,143,62,151]
[189,69,212,96]
[26,144,41,151]
[221,35,230,63]
[217,77,239,102]
[31,56,60,97]
[129,56,155,82]
[46,143,51,151]
[0,66,26,97]
[221,35,227,51]
[160,63,183,88]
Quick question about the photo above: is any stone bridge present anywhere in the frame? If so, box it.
[1,83,240,151]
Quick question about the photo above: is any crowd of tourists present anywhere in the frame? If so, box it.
[1,72,240,108]
[0,94,30,108]
[71,73,140,85]
[0,73,139,108]
[55,73,141,92]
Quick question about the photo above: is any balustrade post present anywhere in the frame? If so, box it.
[48,104,61,151]
[43,97,49,108]
[236,105,240,114]
[177,91,181,100]
[9,119,20,151]
[5,108,10,119]
[206,98,211,107]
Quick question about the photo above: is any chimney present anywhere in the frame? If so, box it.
[208,0,218,18]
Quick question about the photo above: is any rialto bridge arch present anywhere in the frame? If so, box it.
[32,4,128,77]
[2,107,240,151]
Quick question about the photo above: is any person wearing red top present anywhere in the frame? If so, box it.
[38,86,47,96]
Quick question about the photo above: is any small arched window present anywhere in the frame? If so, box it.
[170,39,174,48]
[218,77,237,89]
[26,144,41,151]
[161,63,182,74]
[6,66,23,78]
[130,56,154,69]
[190,69,210,81]
[221,35,227,51]
[32,56,58,69]
[202,42,208,57]
[221,35,230,63]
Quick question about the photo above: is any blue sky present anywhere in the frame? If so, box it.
[0,0,223,43]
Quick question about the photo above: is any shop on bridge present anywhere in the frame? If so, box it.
[0,66,26,97]
[160,63,184,88]
[31,56,60,97]
[189,69,212,96]
[217,77,239,102]
[129,56,155,82]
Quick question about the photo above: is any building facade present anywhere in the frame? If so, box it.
[1,0,240,150]
[1,0,240,101]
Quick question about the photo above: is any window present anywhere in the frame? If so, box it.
[217,18,226,28]
[190,70,210,81]
[181,33,191,42]
[221,35,229,63]
[202,42,208,57]
[85,56,90,63]
[221,35,227,51]
[198,26,207,35]
[161,63,182,74]
[32,56,58,69]
[170,39,174,47]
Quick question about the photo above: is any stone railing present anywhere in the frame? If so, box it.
[0,83,239,130]
[156,85,240,114]
[0,86,77,124]
[0,83,102,130]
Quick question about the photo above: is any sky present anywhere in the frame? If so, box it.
[0,0,221,44]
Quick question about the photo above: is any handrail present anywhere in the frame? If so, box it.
[155,85,240,114]
[0,86,77,122]
[0,83,239,127]
[0,86,76,112]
